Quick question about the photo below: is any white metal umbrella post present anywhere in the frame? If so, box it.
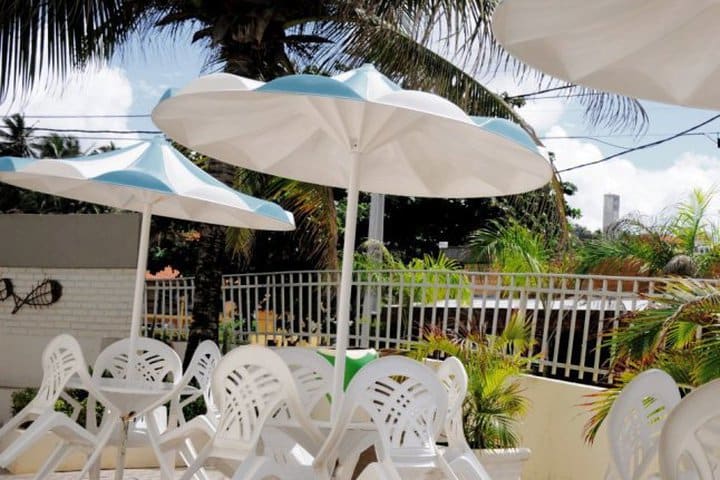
[333,150,360,417]
[128,203,153,364]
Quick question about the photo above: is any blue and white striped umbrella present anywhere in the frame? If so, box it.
[0,138,295,352]
[152,64,551,417]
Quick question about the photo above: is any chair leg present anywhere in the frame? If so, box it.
[178,444,212,480]
[76,418,116,480]
[179,440,210,480]
[0,414,52,467]
[145,413,175,480]
[33,442,71,480]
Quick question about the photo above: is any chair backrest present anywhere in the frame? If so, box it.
[92,337,182,385]
[659,378,720,480]
[167,340,221,426]
[607,369,681,480]
[211,345,321,452]
[437,357,469,449]
[184,340,221,407]
[30,334,88,414]
[275,347,333,415]
[340,356,447,463]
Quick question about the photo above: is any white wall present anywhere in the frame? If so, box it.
[0,267,135,420]
[518,375,611,480]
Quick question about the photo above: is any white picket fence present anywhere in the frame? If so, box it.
[143,270,672,385]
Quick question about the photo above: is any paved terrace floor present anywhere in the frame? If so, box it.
[1,469,225,479]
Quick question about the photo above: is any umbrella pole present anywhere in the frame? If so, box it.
[331,152,360,422]
[128,205,152,366]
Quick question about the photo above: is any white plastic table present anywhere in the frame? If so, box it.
[66,377,177,480]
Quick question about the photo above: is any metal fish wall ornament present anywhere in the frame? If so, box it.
[11,279,63,314]
[0,278,12,301]
[0,278,63,314]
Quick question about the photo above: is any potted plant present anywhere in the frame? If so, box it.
[170,330,189,359]
[412,315,534,480]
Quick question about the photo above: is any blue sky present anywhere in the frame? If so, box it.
[4,29,720,232]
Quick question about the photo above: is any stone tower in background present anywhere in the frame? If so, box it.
[603,193,620,233]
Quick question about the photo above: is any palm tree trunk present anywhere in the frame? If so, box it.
[184,159,234,369]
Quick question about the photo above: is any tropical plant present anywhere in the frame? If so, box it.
[0,114,40,157]
[411,315,534,449]
[582,278,720,443]
[354,241,473,306]
[470,219,551,274]
[576,188,720,278]
[37,133,82,158]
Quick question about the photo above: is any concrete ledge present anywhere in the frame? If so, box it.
[518,375,610,480]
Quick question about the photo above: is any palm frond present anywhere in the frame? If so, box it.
[264,176,339,269]
[0,1,146,103]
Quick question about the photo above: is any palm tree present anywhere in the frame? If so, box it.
[0,114,39,212]
[0,114,39,157]
[1,1,646,363]
[37,133,82,158]
[583,278,720,443]
[577,188,720,278]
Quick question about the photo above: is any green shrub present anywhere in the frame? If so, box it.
[411,315,534,449]
[11,388,103,428]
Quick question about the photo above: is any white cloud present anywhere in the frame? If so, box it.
[1,65,136,151]
[546,126,720,231]
[481,74,566,134]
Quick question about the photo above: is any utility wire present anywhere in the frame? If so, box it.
[30,127,161,135]
[558,114,720,173]
[18,124,720,143]
[506,85,575,100]
[22,114,151,119]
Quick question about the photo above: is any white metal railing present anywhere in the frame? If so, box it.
[143,270,676,385]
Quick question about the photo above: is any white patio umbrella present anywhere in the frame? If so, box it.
[151,64,552,417]
[0,139,295,358]
[493,0,720,109]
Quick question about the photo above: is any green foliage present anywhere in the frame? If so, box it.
[354,242,473,306]
[583,278,720,443]
[576,188,720,277]
[11,388,104,428]
[671,188,714,255]
[469,219,550,274]
[219,317,249,354]
[411,316,534,449]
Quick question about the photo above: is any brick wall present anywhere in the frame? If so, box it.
[0,267,136,392]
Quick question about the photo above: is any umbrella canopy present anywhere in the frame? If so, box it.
[0,138,295,358]
[153,66,551,197]
[493,0,720,109]
[152,64,552,417]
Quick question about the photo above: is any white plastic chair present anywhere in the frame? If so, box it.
[437,357,493,480]
[314,355,457,480]
[83,337,182,480]
[167,340,221,428]
[161,340,221,480]
[0,334,120,479]
[159,345,325,480]
[659,377,720,480]
[274,347,334,419]
[604,369,681,480]
[274,347,377,479]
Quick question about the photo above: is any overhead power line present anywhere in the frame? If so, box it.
[22,114,151,119]
[31,127,161,135]
[557,114,720,173]
[506,85,575,100]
